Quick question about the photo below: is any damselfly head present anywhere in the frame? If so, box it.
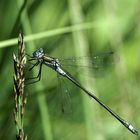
[33,48,44,59]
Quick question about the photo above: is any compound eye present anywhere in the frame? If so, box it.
[39,48,43,53]
[33,48,44,58]
[33,51,39,57]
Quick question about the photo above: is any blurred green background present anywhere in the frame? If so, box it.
[0,0,140,140]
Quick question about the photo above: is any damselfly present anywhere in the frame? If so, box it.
[27,48,138,135]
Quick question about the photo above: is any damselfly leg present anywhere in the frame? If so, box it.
[25,54,43,84]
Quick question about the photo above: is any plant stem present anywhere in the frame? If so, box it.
[15,0,53,139]
[13,33,27,140]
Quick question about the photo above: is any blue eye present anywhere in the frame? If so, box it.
[33,48,44,58]
[39,48,43,53]
[33,51,39,57]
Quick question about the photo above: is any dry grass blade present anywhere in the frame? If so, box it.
[13,33,27,140]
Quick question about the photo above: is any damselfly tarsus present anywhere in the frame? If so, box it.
[27,48,138,135]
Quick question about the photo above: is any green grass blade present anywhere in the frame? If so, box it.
[68,0,102,139]
[0,21,101,49]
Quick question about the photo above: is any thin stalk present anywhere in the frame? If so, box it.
[16,0,53,140]
[13,33,27,140]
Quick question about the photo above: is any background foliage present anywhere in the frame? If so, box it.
[0,0,140,140]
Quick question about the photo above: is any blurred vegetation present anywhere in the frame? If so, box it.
[0,0,140,140]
